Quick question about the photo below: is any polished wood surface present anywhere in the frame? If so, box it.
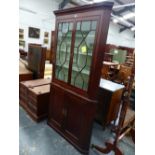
[96,79,124,127]
[48,83,96,154]
[50,31,55,63]
[48,2,113,154]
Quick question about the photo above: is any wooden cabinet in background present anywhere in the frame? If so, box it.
[48,2,113,154]
[27,44,46,79]
[96,79,124,128]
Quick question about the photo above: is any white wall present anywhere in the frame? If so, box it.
[107,22,135,48]
[19,0,60,51]
[19,0,135,51]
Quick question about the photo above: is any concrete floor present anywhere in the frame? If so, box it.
[19,106,134,155]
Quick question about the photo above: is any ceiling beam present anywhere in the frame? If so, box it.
[70,0,80,6]
[115,0,125,5]
[115,0,134,13]
[115,5,135,14]
[113,3,135,9]
[59,0,71,9]
[119,26,132,33]
[113,21,129,30]
[112,11,135,32]
[113,11,135,25]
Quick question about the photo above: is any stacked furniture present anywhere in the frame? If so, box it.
[47,2,113,154]
[19,78,51,121]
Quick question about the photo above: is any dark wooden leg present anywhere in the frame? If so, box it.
[92,140,123,155]
[91,90,131,155]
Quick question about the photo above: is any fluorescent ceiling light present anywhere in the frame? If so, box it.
[113,3,135,9]
[113,19,118,23]
[111,13,133,27]
[93,0,105,2]
[131,27,135,31]
[123,13,135,19]
[81,0,114,4]
[93,0,113,3]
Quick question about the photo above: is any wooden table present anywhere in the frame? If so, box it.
[103,61,119,66]
[101,61,119,80]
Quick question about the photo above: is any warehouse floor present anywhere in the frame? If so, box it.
[19,106,135,155]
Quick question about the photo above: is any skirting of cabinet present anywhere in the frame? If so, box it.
[47,120,90,155]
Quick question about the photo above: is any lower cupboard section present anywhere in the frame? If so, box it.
[47,83,97,154]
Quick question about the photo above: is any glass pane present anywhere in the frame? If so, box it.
[55,22,73,82]
[71,20,97,91]
[76,22,81,30]
[91,21,97,30]
[62,23,68,33]
[81,21,91,31]
[85,31,95,50]
[58,23,62,30]
[69,23,73,31]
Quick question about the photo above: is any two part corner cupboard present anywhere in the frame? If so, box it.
[48,2,113,154]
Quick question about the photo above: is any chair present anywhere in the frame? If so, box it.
[101,65,111,80]
[112,65,132,85]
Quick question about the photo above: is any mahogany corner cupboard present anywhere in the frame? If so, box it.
[47,2,114,154]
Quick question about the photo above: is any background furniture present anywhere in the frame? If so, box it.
[27,44,46,79]
[101,61,119,80]
[92,90,130,155]
[112,65,132,84]
[27,84,50,122]
[46,49,51,61]
[19,49,27,60]
[19,58,33,82]
[19,78,51,110]
[50,31,55,64]
[96,79,124,128]
[118,46,135,67]
[104,44,117,62]
[48,2,113,154]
